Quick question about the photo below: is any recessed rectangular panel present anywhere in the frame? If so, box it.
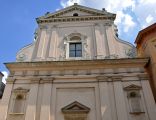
[55,87,96,120]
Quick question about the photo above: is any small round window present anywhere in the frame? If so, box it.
[73,13,78,16]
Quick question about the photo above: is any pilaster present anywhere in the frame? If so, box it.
[113,77,129,120]
[25,78,39,120]
[40,78,53,120]
[141,79,156,120]
[105,24,116,56]
[48,25,58,60]
[36,26,47,59]
[98,77,112,120]
[0,78,15,120]
[102,24,110,56]
[94,23,105,59]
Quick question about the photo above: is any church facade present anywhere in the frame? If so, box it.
[0,3,156,120]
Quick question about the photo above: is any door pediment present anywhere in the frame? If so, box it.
[62,101,90,113]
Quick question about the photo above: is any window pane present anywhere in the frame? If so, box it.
[69,44,75,50]
[76,51,82,57]
[69,43,82,57]
[76,43,82,50]
[69,51,75,57]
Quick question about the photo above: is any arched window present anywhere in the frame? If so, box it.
[73,13,79,16]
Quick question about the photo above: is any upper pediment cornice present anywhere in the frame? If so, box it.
[36,4,116,23]
[37,15,116,24]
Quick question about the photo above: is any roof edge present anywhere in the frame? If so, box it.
[135,23,156,44]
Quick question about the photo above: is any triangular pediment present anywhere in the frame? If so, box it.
[37,3,115,21]
[62,101,90,113]
[124,84,142,91]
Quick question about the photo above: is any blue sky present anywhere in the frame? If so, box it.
[0,0,156,82]
[0,0,61,76]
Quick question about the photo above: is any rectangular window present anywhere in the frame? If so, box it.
[69,43,82,57]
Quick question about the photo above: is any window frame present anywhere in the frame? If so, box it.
[123,84,145,115]
[65,36,84,60]
[69,42,82,57]
[9,87,29,115]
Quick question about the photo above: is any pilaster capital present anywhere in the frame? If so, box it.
[40,77,55,83]
[40,25,48,29]
[52,25,58,28]
[96,76,108,81]
[137,73,149,80]
[111,76,123,81]
[30,77,41,84]
[6,77,16,84]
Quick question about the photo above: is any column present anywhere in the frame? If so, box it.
[25,79,39,120]
[141,79,156,120]
[98,78,112,120]
[0,78,14,120]
[40,78,53,120]
[113,77,128,120]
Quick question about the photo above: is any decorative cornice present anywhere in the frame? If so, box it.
[37,16,115,24]
[96,76,108,81]
[37,4,115,20]
[30,77,41,83]
[111,76,123,81]
[5,58,149,71]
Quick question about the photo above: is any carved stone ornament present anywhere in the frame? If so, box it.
[17,54,27,62]
[125,48,136,58]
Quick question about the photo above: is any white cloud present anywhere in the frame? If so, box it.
[115,11,136,33]
[123,14,136,32]
[60,0,156,42]
[2,71,8,84]
[135,0,156,28]
[146,14,154,24]
[61,0,82,8]
[60,0,137,33]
